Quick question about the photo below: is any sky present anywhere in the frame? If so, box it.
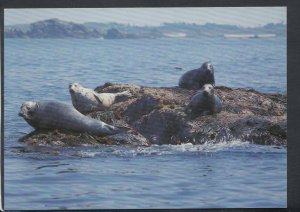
[5,7,286,27]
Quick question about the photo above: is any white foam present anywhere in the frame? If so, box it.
[75,151,97,158]
[109,139,251,157]
[71,140,286,158]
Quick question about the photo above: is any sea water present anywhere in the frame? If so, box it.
[4,37,286,210]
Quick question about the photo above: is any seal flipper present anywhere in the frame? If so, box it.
[93,94,103,105]
[18,130,38,142]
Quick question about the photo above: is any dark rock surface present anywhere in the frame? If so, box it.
[104,28,125,39]
[20,83,287,147]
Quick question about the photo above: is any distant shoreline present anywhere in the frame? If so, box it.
[5,18,286,39]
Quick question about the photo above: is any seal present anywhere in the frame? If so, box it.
[69,82,132,113]
[19,101,126,136]
[178,62,215,89]
[185,84,222,119]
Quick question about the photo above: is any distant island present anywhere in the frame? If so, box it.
[5,18,286,39]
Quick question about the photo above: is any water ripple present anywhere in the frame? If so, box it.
[4,37,286,209]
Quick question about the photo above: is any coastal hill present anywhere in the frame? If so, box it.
[5,18,103,38]
[5,18,286,39]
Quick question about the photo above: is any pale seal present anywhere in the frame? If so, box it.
[185,84,222,119]
[19,101,125,136]
[178,62,215,89]
[69,82,132,113]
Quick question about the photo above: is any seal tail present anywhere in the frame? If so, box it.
[116,126,131,133]
[106,124,130,135]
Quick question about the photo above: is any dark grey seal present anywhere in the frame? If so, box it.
[185,84,222,119]
[178,62,215,89]
[19,101,125,136]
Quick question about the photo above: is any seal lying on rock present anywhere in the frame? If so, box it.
[19,84,287,147]
[19,101,126,136]
[69,82,132,113]
[179,62,215,89]
[185,84,222,118]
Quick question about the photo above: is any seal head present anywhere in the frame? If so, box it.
[19,101,38,120]
[69,82,80,94]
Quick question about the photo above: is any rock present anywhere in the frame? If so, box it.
[20,83,287,147]
[103,28,143,39]
[104,28,124,39]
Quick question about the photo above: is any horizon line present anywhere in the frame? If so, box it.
[5,17,287,28]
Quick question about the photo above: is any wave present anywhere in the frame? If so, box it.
[72,140,285,158]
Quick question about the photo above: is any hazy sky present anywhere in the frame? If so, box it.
[5,7,286,27]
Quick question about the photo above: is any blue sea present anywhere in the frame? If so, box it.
[4,37,286,210]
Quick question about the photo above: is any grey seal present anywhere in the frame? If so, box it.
[69,82,132,113]
[178,62,215,89]
[19,101,125,136]
[185,84,222,119]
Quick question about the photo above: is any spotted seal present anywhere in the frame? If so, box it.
[179,62,215,89]
[185,84,222,118]
[69,82,132,114]
[19,101,125,136]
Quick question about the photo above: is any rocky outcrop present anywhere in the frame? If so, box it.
[20,83,287,147]
[104,28,139,39]
[104,28,125,39]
